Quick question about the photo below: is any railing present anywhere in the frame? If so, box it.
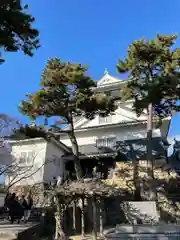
[96,137,117,149]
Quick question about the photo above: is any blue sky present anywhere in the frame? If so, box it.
[0,0,180,136]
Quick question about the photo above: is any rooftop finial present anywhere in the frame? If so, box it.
[30,120,36,128]
[104,68,109,75]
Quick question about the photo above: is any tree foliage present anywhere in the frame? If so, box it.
[0,0,39,61]
[20,58,115,120]
[12,124,48,139]
[117,34,180,117]
[19,58,116,178]
[0,114,20,137]
[117,34,180,200]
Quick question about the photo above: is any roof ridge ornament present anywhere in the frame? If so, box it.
[30,120,36,128]
[104,68,109,75]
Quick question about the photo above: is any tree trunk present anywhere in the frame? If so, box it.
[133,161,141,200]
[54,197,65,240]
[146,103,156,200]
[67,112,82,179]
[129,144,141,200]
[55,211,65,240]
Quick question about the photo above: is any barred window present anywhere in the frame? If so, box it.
[99,115,112,124]
[19,151,35,165]
[96,137,116,148]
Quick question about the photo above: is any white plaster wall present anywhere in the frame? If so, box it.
[78,116,99,129]
[74,104,147,130]
[60,124,161,147]
[0,141,12,166]
[4,138,47,187]
[43,142,64,183]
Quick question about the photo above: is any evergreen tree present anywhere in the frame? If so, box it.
[19,58,116,179]
[0,0,39,62]
[117,34,180,199]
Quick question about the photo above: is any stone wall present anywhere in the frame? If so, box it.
[8,161,180,228]
[0,223,42,240]
[103,161,180,223]
[105,225,180,239]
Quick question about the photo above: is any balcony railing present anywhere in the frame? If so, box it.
[96,137,117,149]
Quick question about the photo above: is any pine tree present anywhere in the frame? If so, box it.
[19,58,116,179]
[117,34,180,199]
[0,0,39,62]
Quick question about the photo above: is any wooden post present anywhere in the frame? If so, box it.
[72,200,76,233]
[81,197,85,237]
[92,196,97,240]
[99,199,103,237]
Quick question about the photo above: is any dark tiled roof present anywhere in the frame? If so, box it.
[0,193,5,207]
[79,144,117,159]
[78,137,166,160]
[79,144,114,155]
[121,137,166,160]
[76,120,147,131]
[79,144,99,154]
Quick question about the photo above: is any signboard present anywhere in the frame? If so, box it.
[122,201,159,223]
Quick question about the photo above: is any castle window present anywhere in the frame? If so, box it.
[111,90,120,98]
[96,137,116,148]
[99,115,112,124]
[19,151,35,165]
[105,91,111,96]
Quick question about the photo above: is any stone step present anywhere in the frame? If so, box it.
[0,222,41,240]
